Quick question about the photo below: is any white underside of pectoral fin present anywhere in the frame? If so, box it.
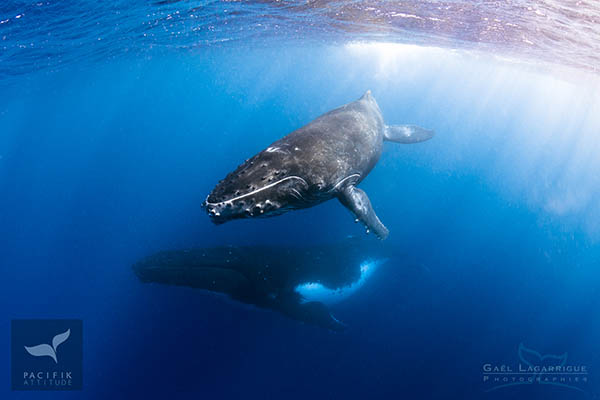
[384,124,434,143]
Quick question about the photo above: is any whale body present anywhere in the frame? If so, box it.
[203,91,434,239]
[133,240,394,330]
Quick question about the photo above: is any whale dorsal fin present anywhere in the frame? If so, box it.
[359,90,373,101]
[384,125,434,143]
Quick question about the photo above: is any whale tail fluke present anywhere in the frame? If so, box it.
[384,124,434,144]
[278,299,347,332]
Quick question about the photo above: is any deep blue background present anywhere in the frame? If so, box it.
[1,45,600,399]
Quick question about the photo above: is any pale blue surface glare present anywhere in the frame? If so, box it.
[1,1,600,399]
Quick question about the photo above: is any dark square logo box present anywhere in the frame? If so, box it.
[11,319,83,390]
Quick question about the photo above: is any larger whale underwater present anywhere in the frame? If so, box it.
[203,91,434,239]
[133,240,395,330]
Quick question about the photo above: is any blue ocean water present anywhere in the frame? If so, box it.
[2,1,600,399]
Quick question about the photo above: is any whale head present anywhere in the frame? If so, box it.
[203,151,311,224]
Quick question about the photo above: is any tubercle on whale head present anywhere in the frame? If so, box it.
[202,196,281,225]
[203,185,300,225]
[202,153,311,224]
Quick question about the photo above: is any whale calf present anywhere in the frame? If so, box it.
[203,91,434,239]
[133,240,394,330]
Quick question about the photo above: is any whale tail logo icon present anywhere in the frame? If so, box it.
[24,329,71,364]
[518,342,568,371]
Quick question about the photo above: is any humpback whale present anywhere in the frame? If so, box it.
[203,91,434,239]
[133,240,393,330]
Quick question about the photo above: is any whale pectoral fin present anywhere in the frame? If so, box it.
[384,125,434,143]
[338,185,389,240]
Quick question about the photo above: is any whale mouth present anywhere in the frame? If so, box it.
[202,197,286,224]
[203,175,309,223]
